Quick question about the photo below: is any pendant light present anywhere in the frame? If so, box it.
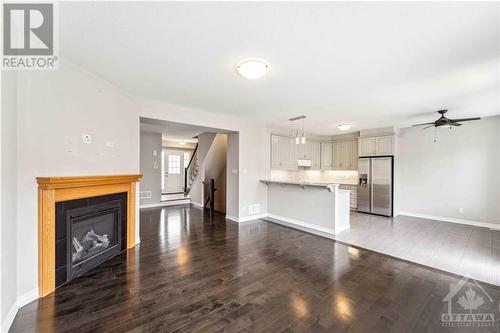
[301,118,306,144]
[289,116,306,145]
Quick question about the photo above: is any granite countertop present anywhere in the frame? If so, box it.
[260,179,340,188]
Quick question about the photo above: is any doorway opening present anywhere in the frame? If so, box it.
[139,117,238,217]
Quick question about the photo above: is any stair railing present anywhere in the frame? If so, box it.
[184,143,199,195]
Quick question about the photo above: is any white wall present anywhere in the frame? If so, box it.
[15,60,140,300]
[189,132,216,205]
[1,71,19,331]
[139,132,162,205]
[8,58,271,310]
[397,116,500,224]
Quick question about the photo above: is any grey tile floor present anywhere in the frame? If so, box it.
[335,212,500,286]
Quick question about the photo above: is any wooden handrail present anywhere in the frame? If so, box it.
[184,143,198,194]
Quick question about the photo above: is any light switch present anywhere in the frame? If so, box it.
[152,149,157,157]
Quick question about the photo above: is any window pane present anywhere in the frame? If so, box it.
[168,154,180,174]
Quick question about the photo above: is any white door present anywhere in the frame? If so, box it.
[165,151,184,193]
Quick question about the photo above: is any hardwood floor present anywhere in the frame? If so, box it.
[11,205,500,332]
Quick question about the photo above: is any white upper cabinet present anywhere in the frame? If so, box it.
[320,142,333,169]
[271,135,321,170]
[358,137,376,156]
[271,135,293,168]
[375,136,394,155]
[333,142,343,169]
[333,140,357,170]
[358,135,394,156]
[308,142,321,169]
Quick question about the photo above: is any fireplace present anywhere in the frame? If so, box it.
[55,193,127,287]
[37,175,142,297]
[68,200,122,280]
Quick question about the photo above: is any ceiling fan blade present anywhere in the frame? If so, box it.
[412,122,434,127]
[422,125,435,130]
[450,117,481,123]
[449,123,462,126]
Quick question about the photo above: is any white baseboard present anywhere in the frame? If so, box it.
[225,213,267,223]
[140,199,190,209]
[399,212,500,230]
[191,201,204,208]
[265,214,336,239]
[2,288,38,333]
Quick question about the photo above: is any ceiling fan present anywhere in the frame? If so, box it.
[412,110,481,129]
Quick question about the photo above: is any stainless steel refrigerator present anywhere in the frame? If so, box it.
[357,156,393,217]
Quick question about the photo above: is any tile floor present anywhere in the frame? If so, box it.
[335,212,500,286]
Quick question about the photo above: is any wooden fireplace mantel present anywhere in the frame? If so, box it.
[37,174,142,297]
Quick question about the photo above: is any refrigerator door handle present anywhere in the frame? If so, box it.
[369,159,373,213]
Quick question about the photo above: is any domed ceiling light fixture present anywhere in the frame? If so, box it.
[337,123,352,131]
[236,58,269,80]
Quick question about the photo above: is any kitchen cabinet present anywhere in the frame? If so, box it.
[309,142,321,169]
[333,140,357,170]
[358,135,394,156]
[295,141,321,169]
[271,135,321,169]
[375,136,394,155]
[271,135,294,169]
[339,184,358,209]
[358,137,376,156]
[320,142,333,169]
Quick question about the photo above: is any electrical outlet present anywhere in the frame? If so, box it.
[82,134,92,144]
[458,208,464,214]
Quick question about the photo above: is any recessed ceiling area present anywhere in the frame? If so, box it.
[61,2,499,135]
[140,117,234,142]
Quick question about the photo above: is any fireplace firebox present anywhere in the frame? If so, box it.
[55,192,127,287]
[67,200,122,280]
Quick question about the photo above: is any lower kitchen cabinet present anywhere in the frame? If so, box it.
[339,184,358,209]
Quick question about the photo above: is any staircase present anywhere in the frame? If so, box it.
[184,143,199,195]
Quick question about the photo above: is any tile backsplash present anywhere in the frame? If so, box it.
[270,170,358,185]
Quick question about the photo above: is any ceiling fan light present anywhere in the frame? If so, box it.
[236,58,269,80]
[337,124,351,131]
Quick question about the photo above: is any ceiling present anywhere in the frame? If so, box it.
[140,117,233,142]
[61,2,499,135]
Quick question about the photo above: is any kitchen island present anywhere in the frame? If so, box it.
[260,180,350,239]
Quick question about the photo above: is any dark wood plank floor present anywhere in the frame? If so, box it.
[11,205,500,332]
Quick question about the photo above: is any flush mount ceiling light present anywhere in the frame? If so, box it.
[337,124,352,131]
[236,58,269,80]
